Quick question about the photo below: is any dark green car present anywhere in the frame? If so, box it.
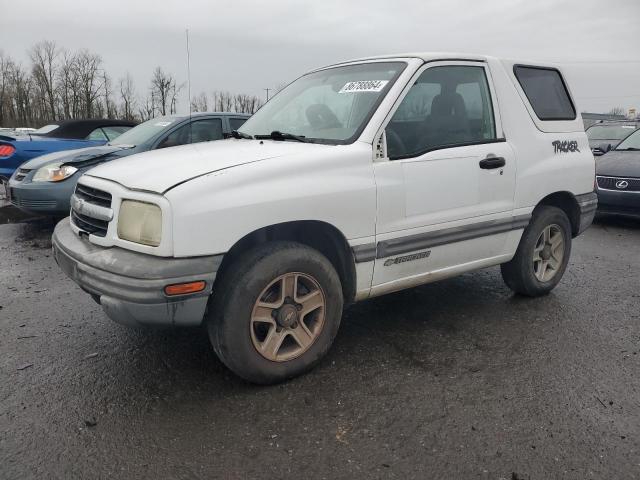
[7,112,249,216]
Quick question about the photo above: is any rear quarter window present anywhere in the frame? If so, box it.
[514,66,576,121]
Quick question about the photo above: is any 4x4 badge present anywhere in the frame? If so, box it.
[384,250,431,266]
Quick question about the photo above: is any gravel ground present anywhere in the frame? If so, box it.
[1,208,639,480]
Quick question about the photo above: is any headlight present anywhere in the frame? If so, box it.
[32,162,78,182]
[117,200,162,247]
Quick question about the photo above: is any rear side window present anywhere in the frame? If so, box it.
[86,128,108,141]
[514,66,576,121]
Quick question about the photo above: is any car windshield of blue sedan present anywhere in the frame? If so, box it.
[109,116,177,147]
[238,62,406,144]
[615,128,640,150]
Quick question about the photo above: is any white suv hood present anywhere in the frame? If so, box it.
[85,139,330,193]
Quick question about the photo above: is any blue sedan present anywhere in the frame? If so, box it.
[6,112,249,216]
[0,119,136,180]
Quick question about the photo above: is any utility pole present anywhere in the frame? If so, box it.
[264,88,272,102]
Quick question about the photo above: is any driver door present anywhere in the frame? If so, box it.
[372,61,517,290]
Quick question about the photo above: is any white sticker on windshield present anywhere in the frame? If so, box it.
[622,125,635,129]
[154,121,173,127]
[339,80,389,94]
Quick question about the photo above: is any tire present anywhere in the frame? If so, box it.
[207,241,343,384]
[501,206,572,297]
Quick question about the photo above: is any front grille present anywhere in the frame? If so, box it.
[75,183,112,208]
[70,183,112,237]
[597,176,640,192]
[11,196,57,209]
[71,210,109,237]
[14,168,31,182]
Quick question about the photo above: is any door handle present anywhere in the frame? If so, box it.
[479,156,506,169]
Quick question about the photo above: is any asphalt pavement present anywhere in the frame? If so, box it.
[1,205,639,480]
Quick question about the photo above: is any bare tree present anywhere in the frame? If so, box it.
[608,107,626,117]
[138,93,155,121]
[0,51,14,126]
[30,41,59,121]
[75,49,103,118]
[118,73,136,120]
[150,67,176,116]
[212,90,234,112]
[102,71,115,119]
[191,91,208,112]
[57,49,78,119]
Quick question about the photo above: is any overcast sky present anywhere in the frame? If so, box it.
[1,0,639,115]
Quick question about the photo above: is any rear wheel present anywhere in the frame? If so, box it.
[501,206,572,297]
[207,241,343,384]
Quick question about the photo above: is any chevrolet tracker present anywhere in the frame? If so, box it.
[52,53,597,384]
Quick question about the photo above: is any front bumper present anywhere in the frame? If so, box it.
[8,175,78,215]
[52,218,223,327]
[596,188,640,219]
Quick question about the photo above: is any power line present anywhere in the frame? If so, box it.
[559,60,640,64]
[576,94,640,100]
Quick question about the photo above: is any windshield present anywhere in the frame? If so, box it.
[110,116,179,146]
[587,124,636,141]
[33,124,60,134]
[615,128,640,150]
[239,62,406,144]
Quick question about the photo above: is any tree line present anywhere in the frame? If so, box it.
[0,40,264,128]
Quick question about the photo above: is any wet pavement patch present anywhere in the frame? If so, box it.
[1,217,639,479]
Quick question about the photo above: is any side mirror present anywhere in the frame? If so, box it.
[599,143,612,153]
[593,143,612,156]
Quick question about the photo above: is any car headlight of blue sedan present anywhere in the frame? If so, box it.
[32,162,78,182]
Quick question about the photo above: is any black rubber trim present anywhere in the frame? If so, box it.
[376,214,531,259]
[351,243,377,263]
[390,138,506,161]
[576,192,598,215]
[513,64,577,121]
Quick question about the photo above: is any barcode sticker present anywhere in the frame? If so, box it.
[339,80,389,94]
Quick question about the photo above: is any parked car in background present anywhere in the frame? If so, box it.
[6,112,249,216]
[586,121,638,156]
[52,53,595,384]
[0,119,136,180]
[596,127,640,219]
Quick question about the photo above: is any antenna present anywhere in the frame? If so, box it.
[186,28,192,143]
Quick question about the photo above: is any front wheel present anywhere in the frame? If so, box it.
[207,241,343,384]
[501,206,572,297]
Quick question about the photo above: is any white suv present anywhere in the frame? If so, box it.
[53,53,597,383]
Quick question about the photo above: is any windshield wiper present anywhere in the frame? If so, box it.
[615,147,640,151]
[230,130,253,140]
[254,131,308,143]
[107,143,136,148]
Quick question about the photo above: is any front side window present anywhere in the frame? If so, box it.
[615,129,640,151]
[514,66,576,121]
[386,65,497,159]
[239,62,406,144]
[158,118,224,149]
